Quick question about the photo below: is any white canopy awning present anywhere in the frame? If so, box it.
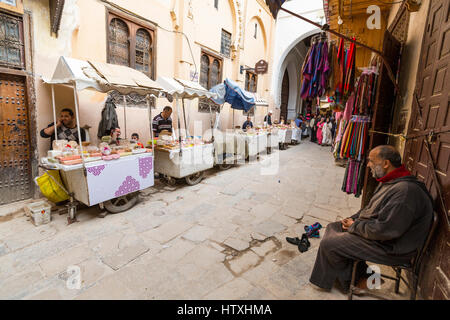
[156,76,218,100]
[43,56,164,96]
[253,94,269,107]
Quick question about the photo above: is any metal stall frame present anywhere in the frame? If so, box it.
[43,56,164,223]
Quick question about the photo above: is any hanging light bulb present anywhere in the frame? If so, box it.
[338,16,343,25]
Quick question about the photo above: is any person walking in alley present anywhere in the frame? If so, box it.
[309,145,433,293]
[321,117,333,146]
[310,115,317,143]
[316,117,325,145]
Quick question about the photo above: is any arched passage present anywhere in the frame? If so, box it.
[272,29,321,114]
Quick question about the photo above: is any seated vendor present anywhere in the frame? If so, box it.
[131,132,144,148]
[40,108,86,149]
[153,106,173,138]
[309,146,433,293]
[109,127,122,146]
[242,116,253,131]
[264,111,273,126]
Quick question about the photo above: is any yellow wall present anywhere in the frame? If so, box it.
[23,0,276,158]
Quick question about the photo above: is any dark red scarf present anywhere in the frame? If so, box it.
[376,165,411,183]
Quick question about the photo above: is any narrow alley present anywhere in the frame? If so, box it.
[0,143,407,300]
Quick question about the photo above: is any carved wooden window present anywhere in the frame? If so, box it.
[135,28,152,74]
[109,18,130,67]
[221,29,231,58]
[0,12,24,69]
[245,71,257,93]
[107,13,155,78]
[200,54,210,89]
[199,52,222,113]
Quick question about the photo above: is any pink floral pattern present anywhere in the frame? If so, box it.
[139,157,153,179]
[115,176,140,197]
[87,165,105,176]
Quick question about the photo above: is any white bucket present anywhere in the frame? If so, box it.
[24,200,52,226]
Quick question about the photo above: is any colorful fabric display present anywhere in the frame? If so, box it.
[300,40,330,99]
[337,115,370,161]
[341,159,366,197]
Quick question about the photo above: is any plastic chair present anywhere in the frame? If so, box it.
[348,211,439,300]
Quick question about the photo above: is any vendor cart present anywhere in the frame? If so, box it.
[239,131,268,160]
[213,131,245,169]
[209,79,268,163]
[267,128,279,154]
[40,57,164,222]
[291,127,302,144]
[155,77,218,185]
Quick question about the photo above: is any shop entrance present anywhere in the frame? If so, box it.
[403,0,450,299]
[280,70,289,122]
[0,74,32,205]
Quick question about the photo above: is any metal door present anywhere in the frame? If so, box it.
[0,73,32,205]
[403,0,450,300]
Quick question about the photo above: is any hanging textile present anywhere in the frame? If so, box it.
[332,111,347,156]
[326,42,339,97]
[300,39,330,100]
[337,115,370,161]
[343,39,356,96]
[332,38,357,103]
[97,96,119,139]
[341,159,366,197]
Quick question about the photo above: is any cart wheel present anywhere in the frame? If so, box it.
[185,171,205,186]
[219,163,232,170]
[166,176,177,186]
[104,192,138,214]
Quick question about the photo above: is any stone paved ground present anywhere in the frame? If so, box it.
[0,141,409,300]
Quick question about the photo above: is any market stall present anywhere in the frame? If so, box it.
[210,78,268,161]
[291,126,302,144]
[39,56,163,221]
[154,77,218,185]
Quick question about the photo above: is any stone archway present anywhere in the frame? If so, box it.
[272,28,321,109]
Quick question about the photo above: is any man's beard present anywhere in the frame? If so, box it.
[63,120,75,128]
[371,164,386,179]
